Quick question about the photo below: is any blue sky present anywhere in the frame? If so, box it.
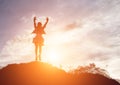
[0,0,120,79]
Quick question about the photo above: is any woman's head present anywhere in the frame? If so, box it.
[37,22,42,27]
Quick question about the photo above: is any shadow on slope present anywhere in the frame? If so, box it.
[0,61,119,85]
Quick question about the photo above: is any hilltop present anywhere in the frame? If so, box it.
[0,61,119,85]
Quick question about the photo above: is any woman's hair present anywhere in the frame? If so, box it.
[37,22,42,27]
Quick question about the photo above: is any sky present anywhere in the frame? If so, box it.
[0,0,120,79]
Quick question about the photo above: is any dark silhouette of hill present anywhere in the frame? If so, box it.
[0,62,119,85]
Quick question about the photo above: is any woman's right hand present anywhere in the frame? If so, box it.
[34,16,36,21]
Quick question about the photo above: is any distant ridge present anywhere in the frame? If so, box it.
[0,61,119,85]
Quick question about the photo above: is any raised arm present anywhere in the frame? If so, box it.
[34,16,37,28]
[42,17,49,29]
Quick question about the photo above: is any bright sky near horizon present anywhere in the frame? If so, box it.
[0,0,120,79]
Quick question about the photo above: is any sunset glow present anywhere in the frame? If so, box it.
[46,50,61,66]
[0,0,120,80]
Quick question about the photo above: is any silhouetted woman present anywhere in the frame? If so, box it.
[32,16,49,61]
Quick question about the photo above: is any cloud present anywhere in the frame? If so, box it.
[63,21,83,31]
[0,33,34,66]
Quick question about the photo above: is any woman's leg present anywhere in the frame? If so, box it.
[38,45,42,61]
[35,44,39,61]
[35,44,37,61]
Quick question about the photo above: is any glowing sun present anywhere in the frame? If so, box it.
[45,50,61,66]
